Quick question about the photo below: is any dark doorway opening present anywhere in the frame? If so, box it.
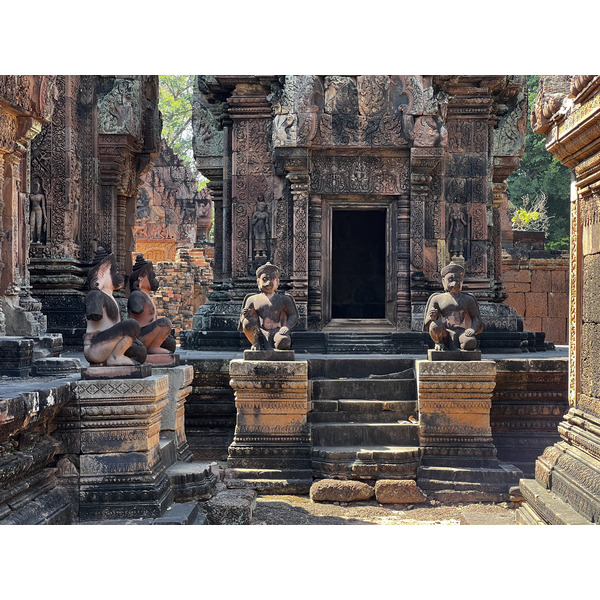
[332,209,386,319]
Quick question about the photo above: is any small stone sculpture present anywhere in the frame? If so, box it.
[84,247,147,366]
[29,180,46,244]
[423,262,483,351]
[447,202,467,260]
[239,262,299,351]
[127,254,176,355]
[251,197,269,259]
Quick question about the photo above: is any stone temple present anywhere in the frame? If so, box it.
[185,76,533,354]
[1,73,597,526]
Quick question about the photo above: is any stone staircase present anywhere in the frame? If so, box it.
[326,332,397,354]
[309,358,421,482]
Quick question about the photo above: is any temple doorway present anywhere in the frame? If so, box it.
[331,209,386,319]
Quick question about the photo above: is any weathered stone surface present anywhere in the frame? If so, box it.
[153,365,193,460]
[226,359,311,492]
[309,479,374,502]
[205,489,257,525]
[374,480,427,504]
[81,364,152,380]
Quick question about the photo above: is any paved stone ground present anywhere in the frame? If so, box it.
[251,494,517,525]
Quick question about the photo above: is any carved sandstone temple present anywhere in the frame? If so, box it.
[185,75,532,352]
[28,76,162,346]
[518,76,600,524]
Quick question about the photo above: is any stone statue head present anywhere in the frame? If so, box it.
[441,262,465,295]
[130,254,159,292]
[87,247,124,291]
[256,262,280,294]
[256,196,267,212]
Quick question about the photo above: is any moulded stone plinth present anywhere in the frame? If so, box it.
[416,360,521,500]
[226,359,311,493]
[153,365,194,462]
[417,359,498,464]
[71,375,173,520]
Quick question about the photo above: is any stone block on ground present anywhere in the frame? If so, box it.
[152,501,200,525]
[205,489,257,525]
[309,479,374,503]
[374,480,427,504]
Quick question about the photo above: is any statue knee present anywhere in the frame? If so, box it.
[156,317,172,330]
[122,318,141,338]
[460,334,477,350]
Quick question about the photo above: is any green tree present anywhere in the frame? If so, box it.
[158,75,195,168]
[506,75,571,251]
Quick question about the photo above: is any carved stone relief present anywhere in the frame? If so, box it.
[310,154,409,195]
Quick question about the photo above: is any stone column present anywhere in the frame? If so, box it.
[416,359,521,502]
[71,375,173,521]
[153,365,194,462]
[517,76,600,524]
[289,170,309,330]
[226,359,312,493]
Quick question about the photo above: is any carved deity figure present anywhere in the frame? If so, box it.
[251,197,269,259]
[448,202,467,258]
[29,180,47,244]
[239,262,299,351]
[127,254,176,354]
[423,262,483,351]
[84,247,147,366]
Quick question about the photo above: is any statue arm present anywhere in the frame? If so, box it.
[423,294,441,331]
[86,290,105,321]
[467,296,484,334]
[282,295,299,331]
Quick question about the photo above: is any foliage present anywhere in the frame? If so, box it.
[506,75,571,250]
[159,76,195,166]
[509,192,551,233]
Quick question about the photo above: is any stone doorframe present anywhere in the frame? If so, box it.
[318,195,399,328]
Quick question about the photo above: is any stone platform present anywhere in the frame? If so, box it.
[69,375,174,521]
[225,358,312,493]
[416,359,521,501]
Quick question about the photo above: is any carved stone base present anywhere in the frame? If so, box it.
[71,375,174,521]
[225,359,311,493]
[0,336,33,377]
[146,354,180,367]
[416,359,521,499]
[81,364,152,380]
[152,365,194,462]
[427,349,481,361]
[517,407,600,524]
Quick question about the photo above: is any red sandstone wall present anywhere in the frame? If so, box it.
[502,256,569,344]
[153,248,212,340]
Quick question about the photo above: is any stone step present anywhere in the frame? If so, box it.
[417,464,522,485]
[311,378,416,401]
[328,345,397,354]
[310,400,417,423]
[152,501,202,525]
[224,468,313,494]
[311,445,421,480]
[518,478,590,525]
[311,422,419,446]
[165,461,217,502]
[309,357,415,379]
